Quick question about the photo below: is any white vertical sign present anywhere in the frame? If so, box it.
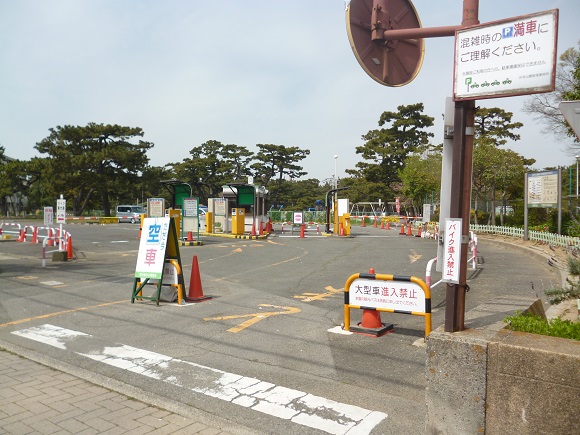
[44,207,54,226]
[135,217,170,279]
[56,199,66,224]
[442,218,462,284]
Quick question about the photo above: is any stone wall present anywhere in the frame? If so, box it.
[425,296,579,434]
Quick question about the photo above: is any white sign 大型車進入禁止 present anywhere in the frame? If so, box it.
[454,9,557,100]
[348,278,426,313]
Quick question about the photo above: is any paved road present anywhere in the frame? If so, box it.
[0,221,560,434]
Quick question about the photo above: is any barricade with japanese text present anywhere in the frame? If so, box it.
[343,272,432,338]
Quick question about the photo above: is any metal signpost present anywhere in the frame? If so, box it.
[346,0,558,331]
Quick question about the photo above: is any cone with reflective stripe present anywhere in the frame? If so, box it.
[399,224,405,235]
[186,255,211,302]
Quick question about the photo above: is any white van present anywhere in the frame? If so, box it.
[116,205,145,223]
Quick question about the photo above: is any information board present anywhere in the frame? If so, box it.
[147,198,165,218]
[527,170,558,208]
[183,197,199,217]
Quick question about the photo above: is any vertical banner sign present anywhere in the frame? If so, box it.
[527,170,558,208]
[442,218,462,284]
[56,199,66,224]
[423,204,431,223]
[135,217,170,279]
[44,207,54,226]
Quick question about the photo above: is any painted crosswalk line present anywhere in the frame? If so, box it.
[13,324,387,434]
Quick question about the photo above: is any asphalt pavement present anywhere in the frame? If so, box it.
[0,220,561,434]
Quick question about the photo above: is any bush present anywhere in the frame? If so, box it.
[504,312,579,341]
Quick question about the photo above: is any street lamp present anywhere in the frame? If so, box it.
[575,155,580,199]
[334,155,338,189]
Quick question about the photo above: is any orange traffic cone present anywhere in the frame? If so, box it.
[17,229,25,242]
[300,224,306,238]
[361,217,366,227]
[67,235,74,260]
[259,221,264,235]
[416,225,422,237]
[186,231,194,242]
[386,221,391,230]
[186,255,211,302]
[399,224,406,235]
[32,227,38,244]
[407,224,413,236]
[373,217,377,228]
[339,223,345,236]
[380,221,384,229]
[251,221,257,237]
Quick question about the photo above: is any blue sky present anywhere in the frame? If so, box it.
[1,0,578,182]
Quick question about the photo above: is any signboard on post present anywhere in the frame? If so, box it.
[454,9,558,101]
[56,199,66,224]
[442,218,462,284]
[293,212,303,225]
[527,170,559,208]
[147,198,165,218]
[183,198,198,217]
[44,207,54,226]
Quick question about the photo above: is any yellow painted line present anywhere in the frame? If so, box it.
[293,285,342,302]
[16,276,38,280]
[203,304,301,333]
[0,300,127,328]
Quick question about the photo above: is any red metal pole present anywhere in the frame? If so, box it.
[444,0,479,333]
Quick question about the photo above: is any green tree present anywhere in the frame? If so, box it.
[251,144,310,206]
[349,103,434,200]
[524,42,580,146]
[169,140,253,204]
[398,151,442,214]
[474,107,523,145]
[34,123,153,215]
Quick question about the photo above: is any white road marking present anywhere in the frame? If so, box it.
[39,281,64,286]
[13,324,387,434]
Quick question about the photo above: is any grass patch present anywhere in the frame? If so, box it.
[504,312,580,341]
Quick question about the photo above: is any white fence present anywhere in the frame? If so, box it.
[470,224,580,248]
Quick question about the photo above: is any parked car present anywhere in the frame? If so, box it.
[116,205,145,224]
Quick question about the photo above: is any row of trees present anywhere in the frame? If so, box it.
[1,43,578,222]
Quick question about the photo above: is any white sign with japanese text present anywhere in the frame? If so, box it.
[349,278,426,313]
[183,198,198,217]
[56,199,66,224]
[135,217,170,279]
[454,9,557,100]
[442,218,462,284]
[44,207,54,226]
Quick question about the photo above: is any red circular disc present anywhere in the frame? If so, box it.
[346,0,424,87]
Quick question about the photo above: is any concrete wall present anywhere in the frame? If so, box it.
[425,296,579,434]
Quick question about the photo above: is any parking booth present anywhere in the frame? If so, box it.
[223,179,269,235]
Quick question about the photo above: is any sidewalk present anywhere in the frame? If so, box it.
[0,349,238,435]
